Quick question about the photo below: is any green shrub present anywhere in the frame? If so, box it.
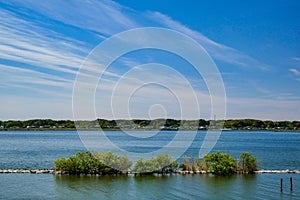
[132,154,177,174]
[94,151,132,172]
[54,151,131,175]
[239,152,257,173]
[204,151,237,175]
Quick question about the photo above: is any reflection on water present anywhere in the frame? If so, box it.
[55,175,132,199]
[53,174,300,200]
[0,173,299,199]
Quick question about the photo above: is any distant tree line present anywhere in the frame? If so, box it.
[0,119,75,129]
[54,151,257,176]
[0,118,299,130]
[224,119,300,130]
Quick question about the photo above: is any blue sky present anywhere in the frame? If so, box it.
[0,0,299,120]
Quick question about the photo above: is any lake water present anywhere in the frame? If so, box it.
[0,130,300,199]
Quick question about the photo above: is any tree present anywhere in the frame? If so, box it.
[132,159,158,173]
[4,120,23,128]
[181,156,192,171]
[54,151,127,175]
[76,151,97,174]
[239,152,257,173]
[253,120,265,129]
[153,154,173,172]
[193,158,201,171]
[54,158,67,171]
[64,155,81,175]
[132,154,177,174]
[204,151,237,175]
[199,119,209,127]
[94,151,132,172]
[118,155,132,171]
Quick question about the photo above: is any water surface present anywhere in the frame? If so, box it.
[0,130,300,199]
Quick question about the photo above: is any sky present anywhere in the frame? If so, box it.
[0,0,300,121]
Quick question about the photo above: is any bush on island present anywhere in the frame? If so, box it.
[54,151,131,175]
[132,154,178,174]
[238,152,257,173]
[204,151,237,175]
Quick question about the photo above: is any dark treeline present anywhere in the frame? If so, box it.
[224,119,300,130]
[0,119,75,129]
[0,118,299,130]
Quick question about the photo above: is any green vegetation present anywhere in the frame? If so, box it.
[224,119,300,130]
[0,119,75,130]
[204,151,237,175]
[54,151,131,175]
[54,151,257,176]
[238,152,258,173]
[203,151,258,175]
[1,118,299,131]
[132,154,178,174]
[93,151,132,172]
[180,156,206,171]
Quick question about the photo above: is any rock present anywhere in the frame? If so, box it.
[255,169,300,174]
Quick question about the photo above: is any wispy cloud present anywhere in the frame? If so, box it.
[289,68,300,76]
[4,0,139,36]
[0,10,87,75]
[3,0,270,71]
[0,5,92,103]
[0,0,297,120]
[292,57,300,62]
[0,64,72,89]
[148,12,269,70]
[289,68,300,82]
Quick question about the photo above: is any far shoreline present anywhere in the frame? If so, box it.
[1,128,300,132]
[1,118,299,132]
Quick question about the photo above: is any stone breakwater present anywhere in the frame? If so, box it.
[0,169,56,174]
[255,169,300,174]
[0,169,300,174]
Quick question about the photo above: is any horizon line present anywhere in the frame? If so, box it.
[1,118,299,122]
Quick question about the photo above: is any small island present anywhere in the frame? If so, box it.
[53,151,258,176]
